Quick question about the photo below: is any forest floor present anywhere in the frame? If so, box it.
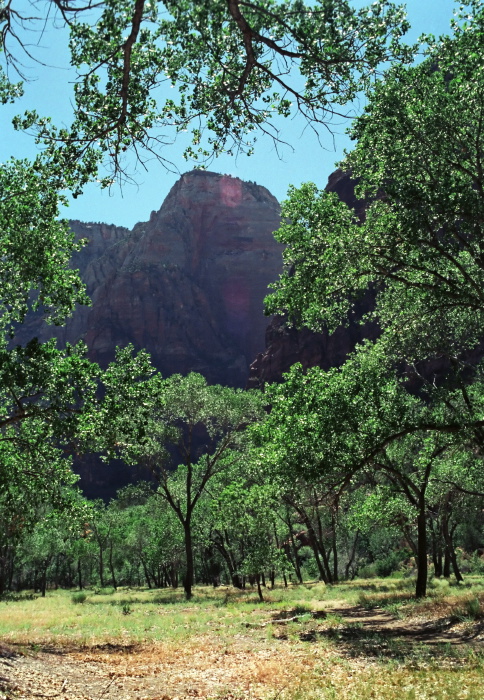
[1,577,484,700]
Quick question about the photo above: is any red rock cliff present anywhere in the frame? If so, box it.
[18,170,283,388]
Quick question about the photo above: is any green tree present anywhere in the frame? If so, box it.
[266,2,484,366]
[211,476,287,600]
[261,7,484,594]
[116,372,264,599]
[2,1,414,177]
[254,343,484,596]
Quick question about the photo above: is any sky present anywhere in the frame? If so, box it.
[2,0,458,228]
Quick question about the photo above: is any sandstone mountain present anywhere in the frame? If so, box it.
[18,170,283,388]
[17,168,372,497]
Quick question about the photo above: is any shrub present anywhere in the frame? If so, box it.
[71,592,87,604]
[457,597,483,621]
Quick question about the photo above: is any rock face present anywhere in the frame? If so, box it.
[247,302,377,388]
[247,170,375,387]
[18,170,283,388]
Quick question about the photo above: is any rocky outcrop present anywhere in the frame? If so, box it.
[17,170,283,388]
[247,303,377,388]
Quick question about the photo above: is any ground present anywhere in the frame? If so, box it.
[1,580,483,699]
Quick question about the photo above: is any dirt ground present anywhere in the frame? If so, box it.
[1,605,483,700]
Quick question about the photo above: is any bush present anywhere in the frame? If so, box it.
[457,597,483,621]
[359,550,409,579]
[71,592,87,604]
[93,587,116,595]
[469,553,484,575]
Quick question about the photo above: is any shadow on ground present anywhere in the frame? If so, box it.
[291,605,484,662]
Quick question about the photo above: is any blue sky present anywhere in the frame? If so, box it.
[2,0,458,228]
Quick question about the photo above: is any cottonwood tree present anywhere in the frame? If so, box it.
[254,342,484,596]
[2,0,414,180]
[112,372,265,599]
[261,7,484,589]
[266,2,484,366]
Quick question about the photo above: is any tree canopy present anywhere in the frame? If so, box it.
[2,0,414,181]
[266,1,484,363]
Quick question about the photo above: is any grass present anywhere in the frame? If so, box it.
[1,577,483,699]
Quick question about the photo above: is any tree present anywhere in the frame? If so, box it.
[265,2,484,366]
[115,372,264,599]
[2,1,414,180]
[261,10,484,592]
[254,342,484,596]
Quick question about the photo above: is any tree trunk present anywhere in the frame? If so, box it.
[315,511,333,583]
[77,559,83,591]
[41,566,47,597]
[141,559,152,589]
[443,517,463,582]
[183,520,194,600]
[331,507,338,583]
[443,548,451,578]
[429,520,443,577]
[213,531,242,588]
[302,518,328,583]
[415,501,428,598]
[432,536,443,578]
[345,531,359,580]
[99,546,105,588]
[288,530,303,584]
[256,575,264,602]
[171,563,179,589]
[108,544,117,590]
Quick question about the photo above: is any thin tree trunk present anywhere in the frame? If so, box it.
[289,530,303,584]
[315,510,333,583]
[108,544,117,590]
[430,521,443,578]
[77,559,83,591]
[141,559,152,589]
[331,506,338,583]
[99,546,105,588]
[301,517,328,582]
[183,520,194,600]
[415,500,428,598]
[40,561,49,597]
[345,531,360,580]
[443,517,463,582]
